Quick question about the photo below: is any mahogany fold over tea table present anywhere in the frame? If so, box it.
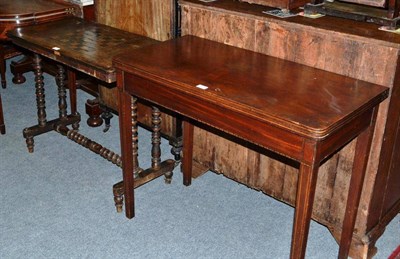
[113,36,389,259]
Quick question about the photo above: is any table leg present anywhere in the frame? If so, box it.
[152,106,162,170]
[0,93,5,134]
[67,69,79,130]
[56,65,68,119]
[338,108,378,258]
[182,120,193,186]
[24,54,46,152]
[0,45,6,89]
[290,150,319,259]
[119,91,138,219]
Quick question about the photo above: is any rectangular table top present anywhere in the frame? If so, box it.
[113,35,389,140]
[7,17,157,83]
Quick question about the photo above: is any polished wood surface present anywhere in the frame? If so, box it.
[115,37,386,140]
[0,0,76,87]
[180,1,400,257]
[113,35,388,259]
[0,0,75,39]
[7,17,157,83]
[93,0,181,154]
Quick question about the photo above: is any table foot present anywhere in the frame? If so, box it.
[1,80,5,89]
[112,159,176,213]
[101,109,113,132]
[23,114,81,153]
[25,136,34,153]
[85,98,103,127]
[72,120,80,130]
[170,137,183,161]
[164,171,173,184]
[113,181,124,213]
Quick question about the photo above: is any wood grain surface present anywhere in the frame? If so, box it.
[180,1,400,257]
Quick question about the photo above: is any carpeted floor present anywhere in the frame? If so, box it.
[0,59,399,258]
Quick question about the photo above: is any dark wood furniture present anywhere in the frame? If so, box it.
[86,0,178,132]
[6,16,177,212]
[0,93,5,134]
[180,1,400,258]
[113,35,388,259]
[242,0,400,28]
[0,0,76,88]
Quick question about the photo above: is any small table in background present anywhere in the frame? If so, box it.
[7,17,176,212]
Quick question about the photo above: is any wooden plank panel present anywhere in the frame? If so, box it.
[95,0,174,41]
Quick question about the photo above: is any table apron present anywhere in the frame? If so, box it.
[122,72,374,165]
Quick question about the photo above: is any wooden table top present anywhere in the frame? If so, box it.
[0,0,73,18]
[114,35,389,139]
[0,0,75,40]
[7,17,158,82]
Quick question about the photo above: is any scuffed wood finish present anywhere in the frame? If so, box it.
[180,1,400,258]
[240,0,308,10]
[7,17,157,83]
[94,0,179,141]
[113,35,388,258]
[95,0,175,41]
[340,0,386,8]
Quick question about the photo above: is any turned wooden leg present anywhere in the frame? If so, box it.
[0,45,6,89]
[290,161,319,259]
[170,117,183,161]
[67,69,79,130]
[338,108,378,259]
[56,65,68,119]
[151,106,172,183]
[86,98,103,127]
[33,54,46,127]
[0,93,5,134]
[23,54,46,152]
[113,181,124,213]
[101,108,113,132]
[182,120,193,186]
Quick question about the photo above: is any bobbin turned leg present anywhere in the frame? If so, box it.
[56,65,68,119]
[67,70,80,130]
[0,93,5,134]
[0,45,6,89]
[23,54,47,153]
[151,106,172,184]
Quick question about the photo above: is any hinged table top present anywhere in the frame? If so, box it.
[7,17,158,82]
[114,35,389,139]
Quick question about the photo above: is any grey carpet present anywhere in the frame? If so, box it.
[0,58,399,258]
